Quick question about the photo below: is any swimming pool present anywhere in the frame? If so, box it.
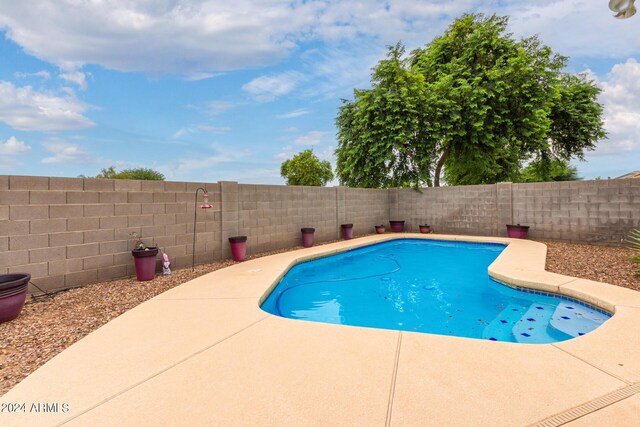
[261,239,611,343]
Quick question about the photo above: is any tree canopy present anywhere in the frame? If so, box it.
[335,14,605,188]
[94,166,165,180]
[280,149,334,186]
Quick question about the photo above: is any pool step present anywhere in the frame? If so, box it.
[481,304,528,342]
[512,304,556,344]
[549,302,608,338]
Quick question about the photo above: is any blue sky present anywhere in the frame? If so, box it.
[0,1,639,184]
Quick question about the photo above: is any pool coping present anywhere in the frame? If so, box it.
[1,233,639,426]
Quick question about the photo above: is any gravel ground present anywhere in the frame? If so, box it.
[1,238,638,396]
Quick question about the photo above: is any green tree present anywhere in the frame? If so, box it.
[281,149,334,186]
[335,14,605,188]
[516,158,580,182]
[95,166,165,180]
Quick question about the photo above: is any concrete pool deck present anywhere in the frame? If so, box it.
[1,234,639,426]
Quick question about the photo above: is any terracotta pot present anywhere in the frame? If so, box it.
[341,224,353,240]
[389,220,405,232]
[419,224,431,234]
[0,273,30,323]
[374,225,385,234]
[132,247,158,281]
[506,224,530,239]
[301,228,315,248]
[228,236,247,261]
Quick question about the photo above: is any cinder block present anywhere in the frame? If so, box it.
[113,251,132,265]
[29,190,66,204]
[84,178,114,191]
[84,229,115,243]
[0,220,29,236]
[10,234,48,250]
[0,236,8,252]
[154,236,175,248]
[141,203,164,214]
[153,192,176,203]
[140,225,165,238]
[65,269,98,287]
[9,261,48,279]
[165,223,187,235]
[10,175,49,190]
[10,205,49,220]
[84,203,115,217]
[0,190,30,204]
[0,175,8,190]
[98,265,128,281]
[165,181,187,192]
[114,179,141,192]
[49,231,83,247]
[0,205,7,220]
[49,204,83,219]
[67,217,100,231]
[100,240,128,254]
[127,192,153,203]
[30,275,65,293]
[0,250,29,267]
[30,246,66,263]
[115,203,142,215]
[66,191,99,204]
[49,177,83,191]
[128,214,154,227]
[99,191,128,203]
[154,213,176,226]
[48,258,84,276]
[30,218,66,234]
[140,180,165,192]
[99,216,128,229]
[83,254,114,270]
[66,243,100,259]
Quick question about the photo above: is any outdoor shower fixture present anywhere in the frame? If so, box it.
[192,187,213,271]
[610,0,636,18]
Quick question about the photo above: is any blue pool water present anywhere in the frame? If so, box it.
[261,239,611,343]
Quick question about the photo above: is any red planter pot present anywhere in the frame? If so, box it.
[341,224,353,240]
[0,273,30,324]
[229,236,247,261]
[389,220,405,232]
[419,224,431,234]
[375,225,385,234]
[301,228,315,248]
[132,247,159,281]
[506,224,530,239]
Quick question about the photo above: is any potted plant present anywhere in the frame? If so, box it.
[506,224,530,239]
[419,224,431,234]
[130,233,159,281]
[229,236,247,261]
[389,220,405,232]
[341,224,353,240]
[301,228,315,248]
[0,273,30,323]
[374,225,385,234]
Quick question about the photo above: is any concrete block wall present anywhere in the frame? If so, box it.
[2,174,640,292]
[512,179,640,243]
[0,176,221,293]
[238,184,337,255]
[397,184,499,235]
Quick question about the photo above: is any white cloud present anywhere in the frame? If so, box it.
[0,136,31,155]
[172,125,232,139]
[59,71,89,90]
[160,144,250,178]
[242,72,305,102]
[14,70,50,80]
[0,81,94,131]
[293,130,326,146]
[183,72,223,81]
[277,108,311,119]
[207,100,236,115]
[41,140,91,164]
[590,59,640,155]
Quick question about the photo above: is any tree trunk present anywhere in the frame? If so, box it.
[433,145,451,187]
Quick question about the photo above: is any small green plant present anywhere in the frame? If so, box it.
[627,228,640,275]
[130,232,148,250]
